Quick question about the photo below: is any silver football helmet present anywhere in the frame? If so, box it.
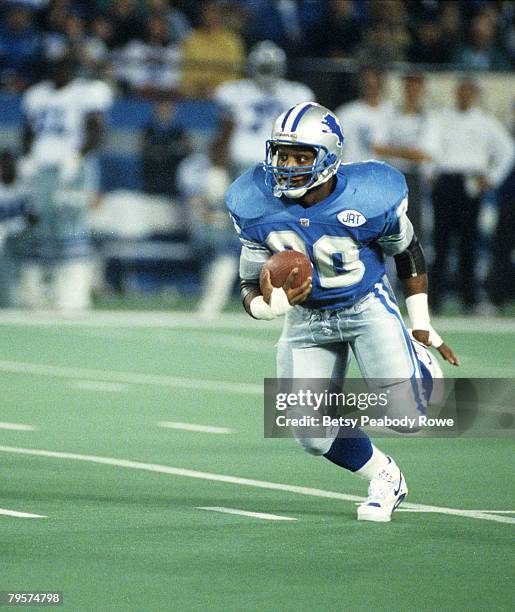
[264,102,345,198]
[247,40,286,89]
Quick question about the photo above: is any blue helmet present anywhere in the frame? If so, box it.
[264,102,344,198]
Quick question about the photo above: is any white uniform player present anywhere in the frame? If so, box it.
[194,42,314,317]
[20,58,113,310]
[214,41,315,176]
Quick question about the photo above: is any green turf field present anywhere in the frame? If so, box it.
[0,311,513,611]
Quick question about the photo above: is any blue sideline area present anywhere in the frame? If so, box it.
[0,93,220,191]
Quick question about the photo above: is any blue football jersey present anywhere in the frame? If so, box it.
[226,161,410,310]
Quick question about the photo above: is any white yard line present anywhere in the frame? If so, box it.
[196,506,297,521]
[158,422,234,434]
[70,380,128,393]
[0,507,46,518]
[0,422,37,431]
[0,360,261,395]
[67,328,274,354]
[0,310,513,334]
[0,445,512,526]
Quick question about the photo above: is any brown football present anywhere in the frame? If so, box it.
[259,250,313,290]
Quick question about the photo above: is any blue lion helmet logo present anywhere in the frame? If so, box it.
[321,113,344,147]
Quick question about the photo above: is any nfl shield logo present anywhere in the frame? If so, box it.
[300,218,310,228]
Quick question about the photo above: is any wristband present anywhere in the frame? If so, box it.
[249,295,275,320]
[428,326,444,348]
[269,287,293,317]
[405,293,430,331]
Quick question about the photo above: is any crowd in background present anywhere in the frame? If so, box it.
[0,0,514,97]
[0,0,513,316]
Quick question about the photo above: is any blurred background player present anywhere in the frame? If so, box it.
[214,39,315,177]
[190,38,314,315]
[177,140,239,318]
[426,78,514,314]
[0,149,31,307]
[335,65,392,163]
[19,55,113,311]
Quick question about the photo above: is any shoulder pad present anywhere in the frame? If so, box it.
[340,161,407,218]
[225,165,277,221]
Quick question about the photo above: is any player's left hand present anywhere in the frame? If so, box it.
[412,329,460,366]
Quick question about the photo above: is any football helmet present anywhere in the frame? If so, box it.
[264,102,345,198]
[247,40,286,89]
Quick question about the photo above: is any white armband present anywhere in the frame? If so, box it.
[405,293,430,331]
[406,293,444,348]
[428,327,444,348]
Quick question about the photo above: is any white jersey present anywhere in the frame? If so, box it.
[22,78,113,168]
[214,78,315,169]
[335,99,393,163]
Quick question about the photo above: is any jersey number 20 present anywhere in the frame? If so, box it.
[265,231,365,288]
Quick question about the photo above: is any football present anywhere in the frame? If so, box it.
[260,250,312,290]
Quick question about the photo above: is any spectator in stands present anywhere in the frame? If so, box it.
[453,11,511,70]
[141,98,189,198]
[114,16,181,96]
[0,3,42,91]
[438,2,465,62]
[146,0,191,45]
[176,140,239,318]
[407,17,451,64]
[303,0,362,59]
[369,0,410,56]
[82,15,115,75]
[106,0,144,49]
[180,1,244,99]
[335,65,393,163]
[42,11,96,70]
[239,0,324,57]
[373,73,432,242]
[426,78,514,314]
[355,20,406,66]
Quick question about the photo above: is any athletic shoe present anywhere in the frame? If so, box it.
[357,457,408,522]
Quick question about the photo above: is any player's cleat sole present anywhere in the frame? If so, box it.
[357,458,408,522]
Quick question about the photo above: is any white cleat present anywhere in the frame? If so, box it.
[357,457,408,522]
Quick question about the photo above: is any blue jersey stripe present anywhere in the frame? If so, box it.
[373,287,426,415]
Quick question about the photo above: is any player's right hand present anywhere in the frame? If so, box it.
[261,268,312,306]
[282,268,312,306]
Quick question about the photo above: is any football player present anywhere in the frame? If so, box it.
[19,55,112,310]
[226,102,459,522]
[214,40,315,178]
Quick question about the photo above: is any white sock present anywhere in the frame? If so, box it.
[355,445,391,481]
